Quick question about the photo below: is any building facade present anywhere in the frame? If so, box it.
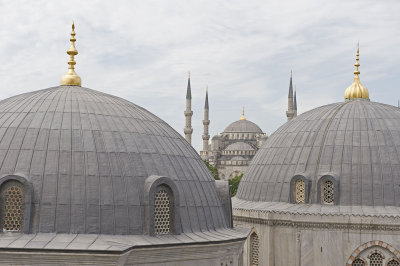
[233,48,400,266]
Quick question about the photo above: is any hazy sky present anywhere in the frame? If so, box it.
[0,0,399,151]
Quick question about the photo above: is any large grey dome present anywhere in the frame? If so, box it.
[237,100,400,207]
[223,119,263,133]
[0,86,229,234]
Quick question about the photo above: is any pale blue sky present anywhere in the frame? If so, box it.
[0,0,399,151]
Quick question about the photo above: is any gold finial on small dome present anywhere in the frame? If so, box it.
[240,106,246,120]
[344,44,369,100]
[61,22,81,86]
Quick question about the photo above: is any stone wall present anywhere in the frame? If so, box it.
[234,209,400,266]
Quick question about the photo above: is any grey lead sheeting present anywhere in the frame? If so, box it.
[0,86,229,235]
[237,100,400,207]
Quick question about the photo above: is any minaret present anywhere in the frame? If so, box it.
[286,71,295,121]
[184,72,193,144]
[61,22,81,86]
[293,85,297,117]
[201,87,210,157]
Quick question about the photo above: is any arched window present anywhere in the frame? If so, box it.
[369,252,383,266]
[351,258,365,266]
[144,175,181,236]
[290,175,310,204]
[294,179,305,203]
[388,260,400,266]
[154,188,171,235]
[250,232,259,266]
[1,181,24,232]
[322,180,334,204]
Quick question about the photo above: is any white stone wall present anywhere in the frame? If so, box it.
[234,209,400,266]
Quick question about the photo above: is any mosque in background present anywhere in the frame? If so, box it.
[183,72,298,180]
[233,47,400,266]
[0,24,248,265]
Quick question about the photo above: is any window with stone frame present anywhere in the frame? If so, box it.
[388,259,400,266]
[250,232,259,266]
[369,252,383,266]
[294,179,305,203]
[351,258,365,266]
[322,179,334,204]
[1,181,24,232]
[154,188,171,235]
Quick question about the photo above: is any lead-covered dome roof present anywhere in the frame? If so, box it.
[223,119,263,133]
[237,100,400,207]
[0,86,229,234]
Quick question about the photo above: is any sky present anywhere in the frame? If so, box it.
[0,0,399,151]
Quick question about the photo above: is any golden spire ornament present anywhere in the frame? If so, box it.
[61,22,81,86]
[240,106,246,120]
[344,44,369,100]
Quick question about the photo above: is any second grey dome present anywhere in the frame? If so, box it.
[237,100,400,207]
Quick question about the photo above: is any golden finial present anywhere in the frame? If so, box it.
[61,22,82,86]
[188,71,190,79]
[240,106,246,120]
[344,44,369,100]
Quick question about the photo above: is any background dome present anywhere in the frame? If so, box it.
[0,86,229,234]
[223,119,263,133]
[237,100,400,207]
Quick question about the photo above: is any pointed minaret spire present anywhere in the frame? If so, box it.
[204,85,209,109]
[61,22,81,86]
[286,71,295,121]
[184,72,193,144]
[201,86,210,157]
[186,71,192,100]
[294,85,297,117]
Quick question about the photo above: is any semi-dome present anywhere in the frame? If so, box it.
[236,100,400,207]
[223,119,263,133]
[0,85,230,234]
[224,142,255,151]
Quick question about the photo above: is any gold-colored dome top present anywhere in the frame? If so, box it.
[240,106,246,120]
[344,46,369,100]
[61,22,81,86]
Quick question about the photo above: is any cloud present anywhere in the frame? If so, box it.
[0,0,399,151]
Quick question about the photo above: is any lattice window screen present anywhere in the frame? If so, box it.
[250,232,259,266]
[294,179,305,203]
[369,252,383,266]
[388,260,400,266]
[322,180,334,204]
[3,184,23,231]
[351,258,365,266]
[154,189,171,235]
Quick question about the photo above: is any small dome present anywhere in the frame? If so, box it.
[223,120,263,133]
[224,142,255,151]
[0,86,230,234]
[237,100,400,207]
